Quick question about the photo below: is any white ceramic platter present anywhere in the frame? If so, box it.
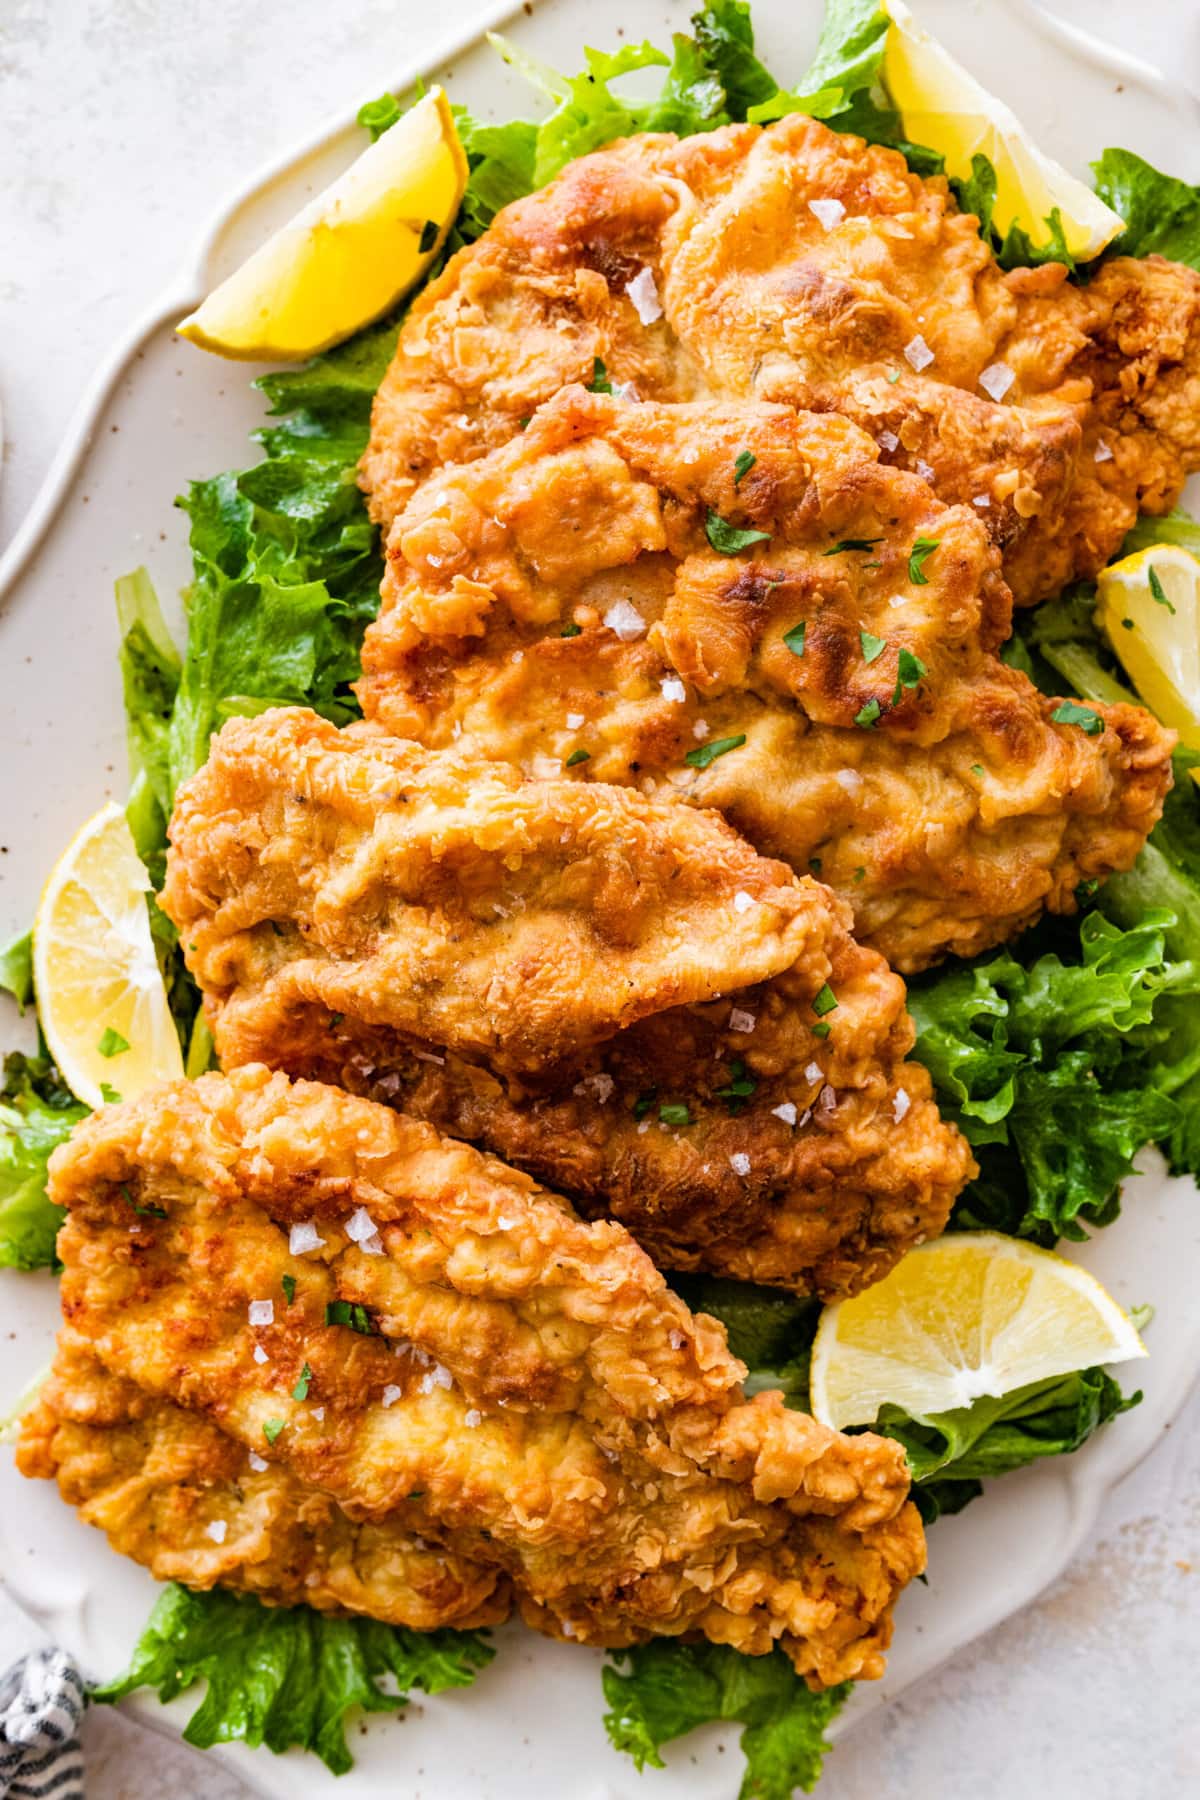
[1,1,1198,1794]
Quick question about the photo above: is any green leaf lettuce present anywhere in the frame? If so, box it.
[0,1051,88,1271]
[93,1584,493,1775]
[602,1641,849,1800]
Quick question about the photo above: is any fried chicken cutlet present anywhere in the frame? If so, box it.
[359,115,1200,607]
[22,1065,926,1685]
[161,708,973,1297]
[357,388,1174,970]
[19,1334,508,1630]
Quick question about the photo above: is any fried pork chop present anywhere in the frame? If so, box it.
[359,115,1200,607]
[358,388,1174,970]
[161,708,973,1297]
[22,1066,925,1685]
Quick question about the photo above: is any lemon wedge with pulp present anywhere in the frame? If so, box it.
[881,0,1124,262]
[33,803,184,1110]
[1097,544,1200,756]
[178,87,467,361]
[809,1231,1146,1430]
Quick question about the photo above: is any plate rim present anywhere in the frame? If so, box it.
[2,0,1200,1787]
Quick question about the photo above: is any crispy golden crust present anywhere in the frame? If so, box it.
[19,1335,508,1630]
[162,709,973,1297]
[27,1067,926,1685]
[162,705,817,1077]
[360,116,1200,607]
[357,388,1174,969]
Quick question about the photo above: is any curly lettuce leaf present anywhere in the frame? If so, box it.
[93,1583,493,1776]
[603,1641,848,1800]
[909,908,1196,1240]
[485,6,800,203]
[763,0,896,138]
[877,1367,1140,1523]
[0,1051,88,1271]
[1005,533,1200,1187]
[0,931,33,1011]
[1092,148,1200,269]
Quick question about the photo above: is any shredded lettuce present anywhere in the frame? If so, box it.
[1092,149,1200,269]
[0,1051,88,1270]
[93,1583,494,1775]
[602,1642,849,1800]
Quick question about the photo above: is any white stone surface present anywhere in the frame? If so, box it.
[1,1,1199,1796]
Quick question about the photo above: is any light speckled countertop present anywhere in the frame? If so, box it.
[2,2,1198,1795]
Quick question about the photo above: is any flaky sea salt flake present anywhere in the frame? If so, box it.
[979,362,1015,402]
[903,334,934,371]
[808,197,846,231]
[603,599,646,642]
[625,266,663,325]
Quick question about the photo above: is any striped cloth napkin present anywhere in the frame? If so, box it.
[0,1651,86,1800]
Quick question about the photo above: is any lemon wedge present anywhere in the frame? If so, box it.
[809,1232,1146,1430]
[881,0,1124,261]
[178,87,467,361]
[33,803,184,1110]
[1097,544,1200,756]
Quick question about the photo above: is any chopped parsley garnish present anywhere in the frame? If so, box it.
[633,1091,658,1120]
[812,1022,832,1039]
[292,1364,313,1402]
[685,733,746,769]
[891,646,928,704]
[97,1027,130,1058]
[860,630,886,664]
[565,748,590,767]
[854,698,882,729]
[886,368,901,384]
[418,220,439,255]
[588,356,613,395]
[823,537,883,556]
[281,1274,296,1307]
[705,511,771,556]
[812,984,839,1018]
[560,621,583,638]
[908,537,940,585]
[324,1300,375,1335]
[1121,617,1135,630]
[853,866,866,883]
[716,1060,757,1115]
[262,1419,286,1445]
[123,1185,166,1220]
[733,450,756,487]
[808,856,822,874]
[971,762,985,776]
[1076,877,1101,903]
[99,1083,122,1105]
[783,621,807,657]
[1148,566,1176,613]
[1051,701,1105,736]
[658,1102,692,1126]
